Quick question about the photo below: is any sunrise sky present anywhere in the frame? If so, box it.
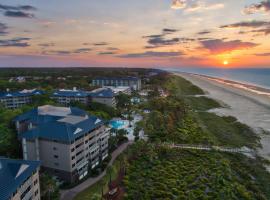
[0,0,269,68]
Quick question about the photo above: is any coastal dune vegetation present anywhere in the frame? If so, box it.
[123,74,270,199]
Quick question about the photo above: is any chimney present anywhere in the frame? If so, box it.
[73,87,77,91]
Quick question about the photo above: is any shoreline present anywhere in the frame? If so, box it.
[175,72,270,162]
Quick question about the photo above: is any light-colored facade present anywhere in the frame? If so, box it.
[0,89,43,109]
[15,105,110,183]
[0,158,40,200]
[11,170,40,200]
[92,77,141,91]
[51,88,89,106]
[89,88,116,108]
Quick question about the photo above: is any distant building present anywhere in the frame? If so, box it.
[92,77,141,90]
[51,88,89,106]
[89,88,116,107]
[105,86,131,95]
[0,157,40,200]
[14,105,110,183]
[0,89,44,109]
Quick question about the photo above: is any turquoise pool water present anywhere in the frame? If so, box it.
[110,120,126,129]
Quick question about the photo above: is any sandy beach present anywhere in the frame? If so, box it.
[176,73,270,161]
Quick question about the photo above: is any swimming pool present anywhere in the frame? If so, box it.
[109,120,128,129]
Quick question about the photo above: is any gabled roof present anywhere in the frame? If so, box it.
[52,89,89,97]
[89,88,115,98]
[0,89,44,99]
[0,158,40,200]
[15,105,105,143]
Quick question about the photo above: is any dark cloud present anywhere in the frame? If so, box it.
[44,48,91,55]
[200,39,258,54]
[0,3,36,18]
[0,37,30,47]
[220,21,270,36]
[143,28,183,48]
[220,21,270,28]
[197,30,211,35]
[118,51,184,58]
[162,28,178,33]
[93,42,108,46]
[38,42,55,47]
[0,4,36,11]
[99,51,116,55]
[0,22,8,35]
[243,0,270,14]
[4,11,34,18]
[73,48,92,53]
[255,52,270,56]
[107,47,119,51]
[250,27,270,35]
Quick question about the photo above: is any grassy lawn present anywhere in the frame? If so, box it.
[74,158,122,200]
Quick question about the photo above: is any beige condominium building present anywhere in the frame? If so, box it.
[14,105,110,183]
[0,157,40,200]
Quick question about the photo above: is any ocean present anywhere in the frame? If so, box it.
[166,68,270,90]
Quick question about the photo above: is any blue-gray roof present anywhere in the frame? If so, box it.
[93,76,140,81]
[0,158,40,200]
[0,89,44,99]
[15,105,105,143]
[52,90,89,98]
[89,88,115,98]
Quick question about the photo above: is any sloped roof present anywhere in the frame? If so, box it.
[52,89,89,97]
[89,88,115,98]
[0,89,44,99]
[15,105,104,143]
[0,158,40,200]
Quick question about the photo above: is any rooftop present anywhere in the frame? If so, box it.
[15,105,105,143]
[93,76,140,81]
[0,89,44,98]
[89,88,115,98]
[52,89,89,97]
[0,157,40,200]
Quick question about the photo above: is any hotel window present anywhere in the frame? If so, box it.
[35,189,39,196]
[53,147,57,150]
[34,179,38,185]
[54,155,59,159]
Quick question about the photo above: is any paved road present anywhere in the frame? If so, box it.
[60,141,132,200]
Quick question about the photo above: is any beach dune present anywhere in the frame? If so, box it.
[177,73,270,160]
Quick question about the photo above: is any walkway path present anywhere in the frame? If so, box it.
[60,141,132,200]
[163,143,255,155]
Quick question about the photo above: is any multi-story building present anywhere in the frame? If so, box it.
[0,157,40,200]
[51,88,89,106]
[89,88,116,107]
[92,77,141,90]
[0,89,44,109]
[14,105,110,183]
[106,86,131,95]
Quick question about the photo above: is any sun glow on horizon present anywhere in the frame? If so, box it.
[223,60,229,65]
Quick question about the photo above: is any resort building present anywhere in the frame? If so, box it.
[0,157,40,200]
[105,86,131,95]
[51,88,89,106]
[0,89,44,109]
[14,105,110,183]
[91,77,141,90]
[89,88,116,107]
